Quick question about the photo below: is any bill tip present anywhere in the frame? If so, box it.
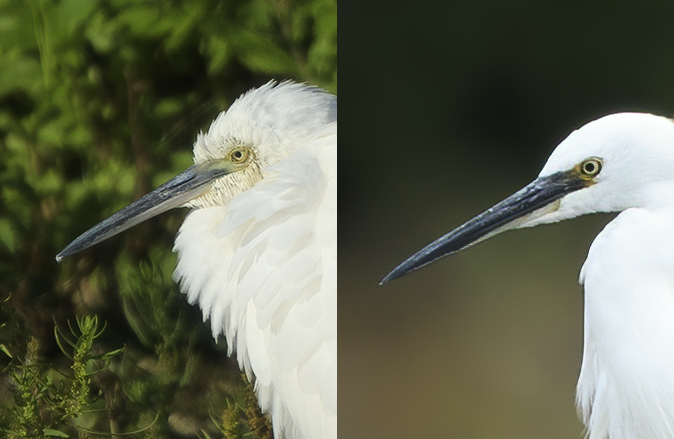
[379,269,403,285]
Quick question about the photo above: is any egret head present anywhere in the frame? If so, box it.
[382,112,674,283]
[534,112,674,222]
[188,81,337,207]
[57,81,336,261]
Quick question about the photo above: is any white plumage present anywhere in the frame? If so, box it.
[58,81,337,439]
[174,102,337,438]
[383,113,674,439]
[578,208,674,439]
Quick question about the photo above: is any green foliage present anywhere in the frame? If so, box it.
[0,0,335,437]
[2,316,122,438]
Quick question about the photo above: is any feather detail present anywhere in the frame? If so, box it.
[174,122,336,439]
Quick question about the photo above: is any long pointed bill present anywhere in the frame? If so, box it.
[56,159,244,262]
[381,170,589,284]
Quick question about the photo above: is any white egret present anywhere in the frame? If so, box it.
[57,81,337,439]
[382,112,674,439]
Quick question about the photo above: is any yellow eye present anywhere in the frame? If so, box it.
[580,157,602,178]
[230,148,249,163]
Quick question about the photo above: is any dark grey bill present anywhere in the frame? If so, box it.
[380,170,587,284]
[56,160,234,262]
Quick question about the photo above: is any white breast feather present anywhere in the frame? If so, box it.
[173,123,336,439]
[578,207,674,439]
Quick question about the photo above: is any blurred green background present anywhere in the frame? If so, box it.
[0,0,335,437]
[340,1,674,438]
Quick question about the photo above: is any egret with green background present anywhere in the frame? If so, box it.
[59,81,337,439]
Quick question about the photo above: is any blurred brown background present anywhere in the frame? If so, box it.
[339,1,674,438]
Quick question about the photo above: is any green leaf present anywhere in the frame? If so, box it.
[234,30,297,74]
[0,344,12,358]
[55,0,99,35]
[204,36,231,74]
[0,218,15,253]
[116,5,161,36]
[0,51,42,94]
[43,428,69,437]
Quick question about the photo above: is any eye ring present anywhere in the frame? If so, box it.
[580,157,602,178]
[230,147,249,163]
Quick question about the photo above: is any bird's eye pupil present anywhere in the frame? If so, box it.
[580,157,602,177]
[231,148,248,162]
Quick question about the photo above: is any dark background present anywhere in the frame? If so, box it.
[340,1,674,438]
